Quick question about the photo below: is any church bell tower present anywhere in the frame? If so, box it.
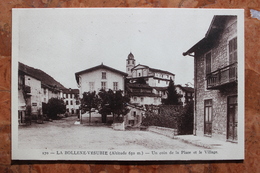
[126,52,135,77]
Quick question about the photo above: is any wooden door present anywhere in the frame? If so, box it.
[227,96,238,142]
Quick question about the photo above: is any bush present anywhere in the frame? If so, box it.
[177,101,194,135]
[46,98,66,120]
[141,103,194,135]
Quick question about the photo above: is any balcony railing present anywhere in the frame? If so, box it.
[206,62,237,90]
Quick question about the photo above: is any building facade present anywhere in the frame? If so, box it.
[62,88,80,114]
[183,15,238,142]
[125,104,145,128]
[175,85,194,106]
[75,63,127,97]
[126,53,175,106]
[18,62,66,123]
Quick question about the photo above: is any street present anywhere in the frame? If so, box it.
[18,115,203,150]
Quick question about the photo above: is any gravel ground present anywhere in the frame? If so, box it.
[18,115,203,150]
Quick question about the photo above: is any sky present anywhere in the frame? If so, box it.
[13,8,240,89]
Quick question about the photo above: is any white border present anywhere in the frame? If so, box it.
[12,8,244,161]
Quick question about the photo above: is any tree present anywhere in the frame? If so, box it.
[98,89,130,123]
[46,98,66,120]
[162,79,180,105]
[81,91,99,125]
[177,101,194,135]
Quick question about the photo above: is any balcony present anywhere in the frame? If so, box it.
[24,85,31,93]
[206,62,237,90]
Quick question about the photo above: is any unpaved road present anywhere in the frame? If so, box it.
[18,115,203,150]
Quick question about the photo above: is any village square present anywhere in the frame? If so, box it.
[17,14,239,151]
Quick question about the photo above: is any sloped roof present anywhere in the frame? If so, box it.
[183,15,236,56]
[127,83,152,89]
[75,63,128,85]
[133,64,175,76]
[176,84,194,93]
[62,88,79,94]
[153,87,168,91]
[19,62,66,90]
[130,92,160,97]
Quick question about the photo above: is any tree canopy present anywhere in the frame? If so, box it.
[80,90,130,123]
[46,97,66,119]
[98,89,130,123]
[162,79,180,105]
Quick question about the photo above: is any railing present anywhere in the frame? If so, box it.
[206,62,237,89]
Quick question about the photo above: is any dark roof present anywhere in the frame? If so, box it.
[183,15,236,56]
[75,64,128,85]
[62,88,79,94]
[131,92,160,97]
[153,87,168,91]
[127,52,135,60]
[176,85,194,93]
[133,64,175,76]
[19,62,66,90]
[127,83,152,89]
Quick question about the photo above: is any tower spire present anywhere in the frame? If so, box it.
[126,52,135,77]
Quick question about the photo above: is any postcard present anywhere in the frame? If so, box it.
[12,8,244,161]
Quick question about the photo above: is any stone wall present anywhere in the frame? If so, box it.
[195,17,238,141]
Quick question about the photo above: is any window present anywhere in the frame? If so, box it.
[70,100,73,105]
[101,82,106,90]
[205,52,211,74]
[229,37,237,64]
[89,82,94,91]
[141,97,144,102]
[133,111,136,117]
[102,72,106,79]
[204,99,213,136]
[66,94,68,98]
[76,101,80,105]
[158,80,160,83]
[66,101,68,105]
[113,82,118,91]
[133,97,137,101]
[138,73,141,77]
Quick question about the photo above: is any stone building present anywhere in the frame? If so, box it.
[183,15,238,142]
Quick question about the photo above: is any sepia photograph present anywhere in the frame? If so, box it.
[12,8,244,161]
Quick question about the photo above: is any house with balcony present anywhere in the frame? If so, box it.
[18,62,66,124]
[126,83,161,106]
[183,15,238,142]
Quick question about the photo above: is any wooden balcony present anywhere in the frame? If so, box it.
[206,63,237,90]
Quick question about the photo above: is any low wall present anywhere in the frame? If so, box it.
[147,126,178,138]
[112,122,125,131]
